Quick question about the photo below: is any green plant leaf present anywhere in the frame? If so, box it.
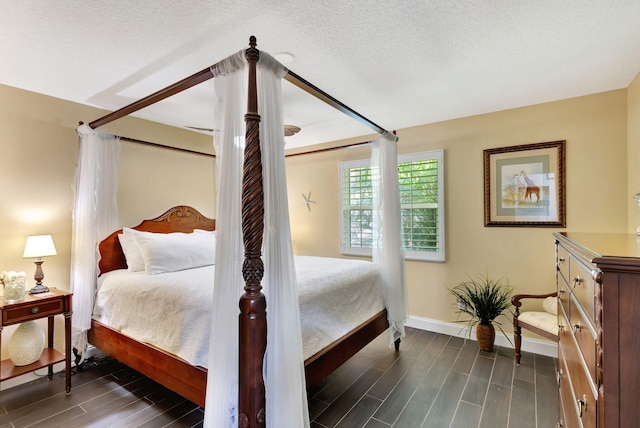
[447,274,514,343]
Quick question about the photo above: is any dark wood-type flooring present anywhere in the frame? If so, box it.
[0,327,557,427]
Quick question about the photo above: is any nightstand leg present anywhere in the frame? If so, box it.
[64,312,72,393]
[47,316,54,380]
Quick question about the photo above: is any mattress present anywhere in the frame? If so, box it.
[93,255,385,367]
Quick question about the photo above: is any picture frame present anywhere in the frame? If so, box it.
[484,140,566,227]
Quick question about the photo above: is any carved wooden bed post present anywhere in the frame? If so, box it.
[238,36,267,427]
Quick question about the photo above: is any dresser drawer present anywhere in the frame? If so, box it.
[557,244,570,285]
[2,299,63,325]
[558,303,572,347]
[560,339,597,428]
[558,345,582,428]
[569,294,596,384]
[558,276,571,320]
[568,257,595,322]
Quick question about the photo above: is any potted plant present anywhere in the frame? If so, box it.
[448,275,514,352]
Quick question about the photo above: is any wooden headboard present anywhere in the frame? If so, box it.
[98,205,216,275]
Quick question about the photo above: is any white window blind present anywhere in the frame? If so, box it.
[340,149,444,261]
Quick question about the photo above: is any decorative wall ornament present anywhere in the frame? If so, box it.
[484,140,566,227]
[302,192,316,212]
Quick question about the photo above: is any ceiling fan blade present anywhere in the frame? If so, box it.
[185,124,301,136]
[284,124,301,137]
[185,126,215,132]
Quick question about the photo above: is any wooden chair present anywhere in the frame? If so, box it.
[511,291,558,364]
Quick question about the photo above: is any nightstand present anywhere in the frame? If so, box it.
[0,288,72,393]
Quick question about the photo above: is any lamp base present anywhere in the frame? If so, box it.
[29,283,50,294]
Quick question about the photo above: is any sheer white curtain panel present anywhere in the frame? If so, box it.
[258,52,310,427]
[71,124,120,360]
[371,132,407,344]
[204,50,246,426]
[204,50,309,427]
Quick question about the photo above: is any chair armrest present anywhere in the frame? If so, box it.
[511,291,558,308]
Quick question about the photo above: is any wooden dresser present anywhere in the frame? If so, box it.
[554,232,640,427]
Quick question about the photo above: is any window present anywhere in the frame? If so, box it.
[340,149,444,262]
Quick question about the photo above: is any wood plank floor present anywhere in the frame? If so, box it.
[0,327,557,427]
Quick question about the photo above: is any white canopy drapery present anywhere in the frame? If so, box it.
[204,50,310,427]
[371,132,407,344]
[70,124,120,359]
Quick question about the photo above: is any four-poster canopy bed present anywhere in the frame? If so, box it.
[80,37,404,426]
[89,205,393,406]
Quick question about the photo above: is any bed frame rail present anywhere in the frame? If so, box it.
[88,320,208,406]
[88,308,392,410]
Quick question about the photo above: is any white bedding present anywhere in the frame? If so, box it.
[93,255,385,367]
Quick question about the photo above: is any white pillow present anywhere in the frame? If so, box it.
[542,296,558,316]
[132,230,216,274]
[118,230,145,272]
[194,229,216,235]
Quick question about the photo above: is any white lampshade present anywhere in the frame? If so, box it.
[23,235,57,259]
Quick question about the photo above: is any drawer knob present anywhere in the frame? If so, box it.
[573,322,582,333]
[556,369,562,384]
[559,257,566,264]
[572,275,582,288]
[31,307,40,314]
[558,289,565,295]
[577,394,588,417]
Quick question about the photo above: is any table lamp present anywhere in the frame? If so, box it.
[23,234,57,294]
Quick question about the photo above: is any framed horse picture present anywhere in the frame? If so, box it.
[484,140,566,227]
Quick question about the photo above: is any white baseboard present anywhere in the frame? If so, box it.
[405,315,557,358]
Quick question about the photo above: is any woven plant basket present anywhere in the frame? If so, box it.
[476,324,496,352]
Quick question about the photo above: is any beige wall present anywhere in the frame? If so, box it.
[287,90,628,325]
[628,73,640,232]
[0,82,633,362]
[0,84,214,360]
[117,142,215,227]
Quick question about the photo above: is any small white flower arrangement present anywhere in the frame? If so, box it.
[0,270,27,283]
[1,270,28,302]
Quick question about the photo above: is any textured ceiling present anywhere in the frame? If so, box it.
[1,1,639,148]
